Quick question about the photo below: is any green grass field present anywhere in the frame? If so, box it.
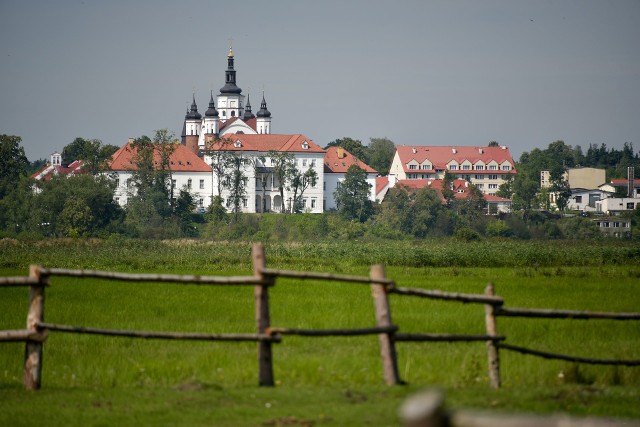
[1,239,639,426]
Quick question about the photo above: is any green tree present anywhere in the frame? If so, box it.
[0,134,29,200]
[62,137,118,174]
[441,171,455,205]
[334,165,373,222]
[367,137,395,175]
[268,151,296,213]
[174,188,197,236]
[202,136,234,198]
[289,166,318,213]
[225,152,247,221]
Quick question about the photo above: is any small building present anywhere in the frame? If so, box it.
[540,167,606,190]
[566,188,612,212]
[323,146,377,211]
[31,152,84,182]
[596,198,639,215]
[593,218,631,238]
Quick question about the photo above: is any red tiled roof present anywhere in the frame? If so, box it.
[396,145,516,174]
[109,141,211,172]
[31,160,85,181]
[204,134,324,154]
[323,146,377,174]
[376,176,389,194]
[609,179,640,187]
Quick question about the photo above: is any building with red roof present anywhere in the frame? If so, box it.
[323,146,377,210]
[201,133,326,213]
[108,139,212,209]
[388,145,516,196]
[31,152,85,183]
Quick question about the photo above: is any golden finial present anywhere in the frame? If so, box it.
[228,37,234,57]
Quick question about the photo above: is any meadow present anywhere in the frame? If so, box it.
[1,238,639,426]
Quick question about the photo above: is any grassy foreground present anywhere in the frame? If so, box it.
[1,238,639,426]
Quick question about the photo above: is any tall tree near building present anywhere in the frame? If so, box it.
[62,137,118,173]
[225,151,247,221]
[203,136,234,199]
[334,164,373,222]
[288,166,318,213]
[268,151,295,213]
[0,134,29,200]
[367,137,395,175]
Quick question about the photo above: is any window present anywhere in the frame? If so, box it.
[421,164,431,170]
[627,202,635,210]
[187,179,192,189]
[302,159,307,167]
[198,198,204,207]
[172,180,176,189]
[488,175,498,180]
[408,174,418,179]
[115,197,120,204]
[502,165,511,171]
[115,179,120,187]
[302,142,309,150]
[310,159,316,167]
[311,199,316,208]
[488,184,498,189]
[126,178,132,188]
[462,165,471,170]
[476,184,484,189]
[302,198,307,208]
[475,175,484,180]
[409,164,417,170]
[575,196,583,203]
[489,165,497,170]
[475,165,484,170]
[242,198,247,207]
[449,165,457,170]
[199,179,205,189]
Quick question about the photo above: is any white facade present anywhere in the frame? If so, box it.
[596,198,639,215]
[324,173,377,211]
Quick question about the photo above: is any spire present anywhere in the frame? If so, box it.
[186,94,202,120]
[256,92,271,118]
[220,46,242,94]
[243,94,255,121]
[205,90,219,117]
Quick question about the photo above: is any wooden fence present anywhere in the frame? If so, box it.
[0,243,639,390]
[400,389,640,427]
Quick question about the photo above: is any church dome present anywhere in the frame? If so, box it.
[257,94,271,118]
[186,95,202,120]
[205,92,219,117]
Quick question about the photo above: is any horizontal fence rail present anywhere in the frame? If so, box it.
[40,267,266,286]
[1,244,638,391]
[400,389,640,427]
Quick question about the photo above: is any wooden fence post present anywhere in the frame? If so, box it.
[252,243,274,386]
[484,283,501,389]
[24,265,47,390]
[370,264,402,385]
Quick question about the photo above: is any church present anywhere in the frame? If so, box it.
[181,46,274,153]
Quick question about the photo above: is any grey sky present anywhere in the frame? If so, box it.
[1,0,639,162]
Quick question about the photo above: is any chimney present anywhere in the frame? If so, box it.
[128,138,134,144]
[479,148,483,154]
[452,148,457,154]
[412,147,417,154]
[629,167,635,198]
[337,147,345,159]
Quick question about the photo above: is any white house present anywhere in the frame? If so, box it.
[202,134,325,213]
[323,146,377,211]
[596,198,639,215]
[108,139,213,209]
[566,188,612,212]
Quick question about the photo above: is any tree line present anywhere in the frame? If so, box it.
[1,133,638,241]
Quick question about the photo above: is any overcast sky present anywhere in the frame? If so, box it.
[1,0,639,162]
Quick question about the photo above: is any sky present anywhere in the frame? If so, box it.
[1,0,639,162]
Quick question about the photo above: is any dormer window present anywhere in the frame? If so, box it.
[301,141,309,150]
[234,140,242,148]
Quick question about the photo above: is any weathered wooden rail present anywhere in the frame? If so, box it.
[0,243,639,390]
[400,389,640,427]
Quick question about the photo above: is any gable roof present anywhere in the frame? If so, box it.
[109,141,211,172]
[204,134,324,154]
[219,117,257,133]
[323,146,377,174]
[31,160,85,181]
[395,145,516,173]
